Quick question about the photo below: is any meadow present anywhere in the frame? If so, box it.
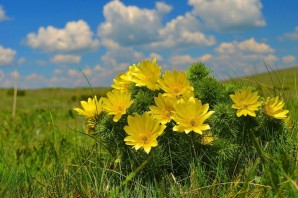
[0,65,297,197]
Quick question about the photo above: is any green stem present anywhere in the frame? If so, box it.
[114,158,149,195]
[248,128,269,163]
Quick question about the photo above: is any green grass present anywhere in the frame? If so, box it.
[0,65,298,197]
[227,66,298,96]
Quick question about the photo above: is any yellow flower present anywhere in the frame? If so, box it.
[158,69,194,97]
[264,96,289,120]
[74,96,103,118]
[173,97,214,134]
[230,88,261,117]
[175,88,195,104]
[149,94,176,124]
[120,64,139,82]
[102,90,133,122]
[124,113,166,154]
[131,59,161,90]
[112,73,132,93]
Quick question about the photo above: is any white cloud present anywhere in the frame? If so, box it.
[25,20,99,52]
[168,54,212,69]
[48,65,115,88]
[282,55,296,64]
[176,38,278,79]
[17,57,26,65]
[101,39,143,70]
[199,54,213,62]
[51,54,81,64]
[169,54,197,68]
[25,73,46,82]
[10,70,20,78]
[0,45,16,66]
[99,1,214,50]
[282,26,298,41]
[98,1,170,47]
[17,64,115,88]
[264,54,278,64]
[155,2,172,14]
[188,0,266,31]
[215,38,274,54]
[149,53,163,61]
[24,73,48,88]
[0,5,9,21]
[0,64,113,89]
[149,13,215,49]
[97,1,216,70]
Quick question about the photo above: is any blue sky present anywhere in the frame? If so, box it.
[0,0,297,89]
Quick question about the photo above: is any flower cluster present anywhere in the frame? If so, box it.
[230,87,289,119]
[74,59,290,157]
[74,58,215,154]
[73,59,294,182]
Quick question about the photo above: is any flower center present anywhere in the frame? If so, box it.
[118,105,123,111]
[242,103,249,109]
[266,107,274,114]
[142,136,148,144]
[165,110,171,118]
[172,85,182,95]
[190,118,196,126]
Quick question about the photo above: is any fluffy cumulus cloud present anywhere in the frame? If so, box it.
[51,54,81,64]
[168,54,212,69]
[282,55,296,64]
[46,65,115,88]
[101,39,144,70]
[282,26,298,41]
[0,70,20,87]
[215,38,274,54]
[204,38,278,78]
[10,70,20,78]
[98,0,171,47]
[149,53,163,61]
[0,5,9,21]
[149,13,215,49]
[6,64,116,89]
[0,45,16,66]
[25,20,99,52]
[98,0,215,69]
[188,0,266,31]
[24,73,49,88]
[99,1,215,50]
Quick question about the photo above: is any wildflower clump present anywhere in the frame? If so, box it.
[173,97,214,134]
[101,90,133,122]
[73,96,103,134]
[74,59,294,183]
[148,93,176,124]
[124,113,166,154]
[264,96,289,119]
[230,87,261,117]
[74,96,102,119]
[158,69,194,98]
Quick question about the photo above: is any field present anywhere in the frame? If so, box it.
[0,66,297,197]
